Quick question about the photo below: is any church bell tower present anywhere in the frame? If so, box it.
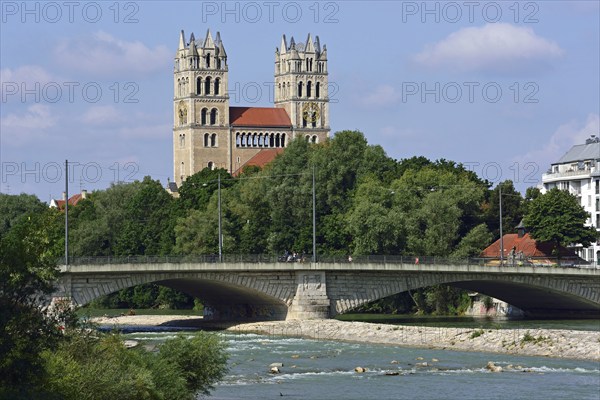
[274,33,329,143]
[173,29,230,186]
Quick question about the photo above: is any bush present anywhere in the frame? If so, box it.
[42,331,228,400]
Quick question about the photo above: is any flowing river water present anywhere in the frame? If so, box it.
[114,316,600,400]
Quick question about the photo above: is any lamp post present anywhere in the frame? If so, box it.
[312,165,316,263]
[65,159,69,267]
[218,173,222,262]
[499,184,504,266]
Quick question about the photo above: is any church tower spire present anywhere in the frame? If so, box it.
[274,33,330,143]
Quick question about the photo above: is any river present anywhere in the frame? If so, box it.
[118,317,600,400]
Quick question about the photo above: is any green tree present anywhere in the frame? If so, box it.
[177,168,234,212]
[484,180,523,239]
[451,223,494,259]
[0,193,47,239]
[523,188,597,263]
[69,182,142,256]
[346,177,406,254]
[113,177,176,256]
[0,209,69,398]
[392,166,486,256]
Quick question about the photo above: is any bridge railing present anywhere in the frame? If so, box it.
[58,255,600,268]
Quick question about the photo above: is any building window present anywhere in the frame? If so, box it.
[298,82,303,98]
[596,180,599,194]
[196,77,202,94]
[596,213,600,228]
[316,82,320,98]
[210,108,218,125]
[201,108,208,125]
[307,81,312,98]
[210,133,217,147]
[204,133,209,147]
[588,248,594,261]
[214,78,220,95]
[207,161,214,170]
[205,77,211,95]
[206,54,211,68]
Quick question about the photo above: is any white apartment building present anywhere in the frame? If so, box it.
[541,136,600,264]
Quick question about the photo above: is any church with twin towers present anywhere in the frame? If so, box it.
[173,29,330,186]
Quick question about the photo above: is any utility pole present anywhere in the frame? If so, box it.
[218,173,222,262]
[312,165,316,263]
[499,184,504,266]
[65,159,69,267]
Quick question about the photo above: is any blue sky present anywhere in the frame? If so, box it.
[1,1,599,202]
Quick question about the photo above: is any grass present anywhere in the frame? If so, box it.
[469,329,484,339]
[520,331,553,346]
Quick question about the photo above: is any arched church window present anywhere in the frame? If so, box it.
[214,78,220,95]
[281,133,286,147]
[210,108,218,125]
[298,82,303,98]
[204,133,209,147]
[316,82,320,98]
[208,161,214,170]
[217,58,221,69]
[205,77,211,95]
[210,133,217,147]
[201,108,208,125]
[206,53,211,68]
[307,81,312,98]
[196,77,202,95]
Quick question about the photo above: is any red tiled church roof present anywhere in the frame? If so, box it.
[233,148,284,176]
[481,233,577,258]
[229,107,291,128]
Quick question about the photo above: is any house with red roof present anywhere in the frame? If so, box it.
[172,30,330,189]
[480,223,586,266]
[49,190,88,210]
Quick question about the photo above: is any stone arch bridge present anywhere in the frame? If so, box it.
[57,257,600,320]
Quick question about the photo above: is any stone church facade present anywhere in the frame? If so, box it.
[173,30,330,186]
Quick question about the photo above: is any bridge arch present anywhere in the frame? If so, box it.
[65,271,298,320]
[327,272,600,318]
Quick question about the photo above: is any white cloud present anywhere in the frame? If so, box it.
[80,105,126,126]
[358,85,400,108]
[54,31,171,77]
[414,23,564,74]
[0,65,62,103]
[1,104,58,145]
[516,113,600,173]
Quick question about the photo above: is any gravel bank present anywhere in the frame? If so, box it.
[227,320,600,361]
[91,315,600,361]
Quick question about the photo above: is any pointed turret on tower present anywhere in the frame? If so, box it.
[274,33,330,143]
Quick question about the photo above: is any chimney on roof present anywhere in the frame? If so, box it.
[62,192,66,201]
[516,219,526,238]
[81,189,87,199]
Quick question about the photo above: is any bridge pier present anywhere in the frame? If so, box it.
[287,271,331,320]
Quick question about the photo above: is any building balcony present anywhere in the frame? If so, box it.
[542,169,593,183]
